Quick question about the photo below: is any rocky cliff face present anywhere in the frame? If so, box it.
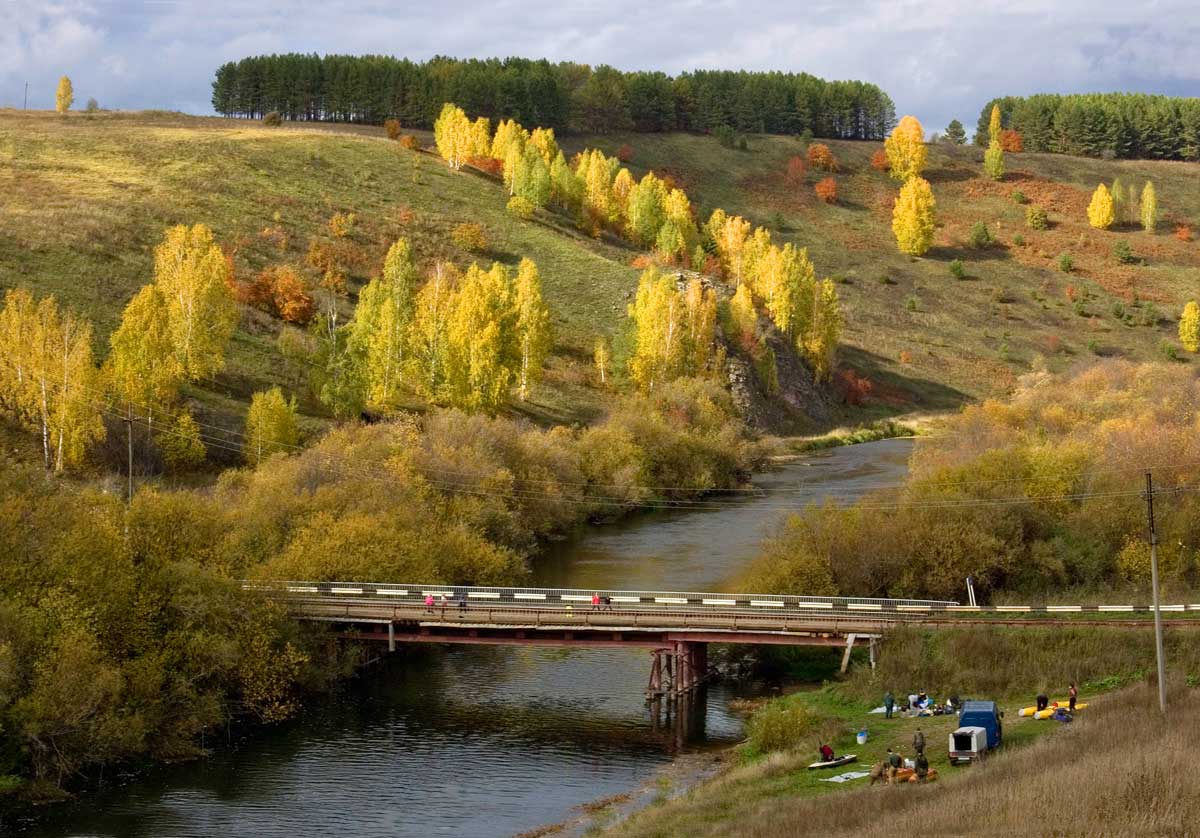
[668,270,834,433]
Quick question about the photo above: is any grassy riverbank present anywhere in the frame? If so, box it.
[603,626,1200,836]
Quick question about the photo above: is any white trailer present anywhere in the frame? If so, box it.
[948,726,989,764]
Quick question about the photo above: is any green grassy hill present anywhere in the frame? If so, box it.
[4,110,1199,450]
[569,132,1200,405]
[0,110,640,438]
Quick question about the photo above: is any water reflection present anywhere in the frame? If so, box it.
[14,438,912,838]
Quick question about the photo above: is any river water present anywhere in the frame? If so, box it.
[16,438,913,838]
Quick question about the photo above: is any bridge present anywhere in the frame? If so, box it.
[251,581,1200,700]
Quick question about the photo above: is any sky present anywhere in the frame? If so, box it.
[4,1,1200,134]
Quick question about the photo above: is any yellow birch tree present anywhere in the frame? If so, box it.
[892,177,936,256]
[884,115,927,181]
[514,258,552,401]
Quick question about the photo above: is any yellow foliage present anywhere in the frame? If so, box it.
[884,115,927,181]
[1087,183,1115,230]
[1179,300,1200,353]
[891,176,936,256]
[56,76,74,114]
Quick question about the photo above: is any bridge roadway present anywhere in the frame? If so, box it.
[253,581,1200,697]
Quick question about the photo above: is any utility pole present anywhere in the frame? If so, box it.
[124,403,134,504]
[1145,471,1167,714]
[24,82,29,110]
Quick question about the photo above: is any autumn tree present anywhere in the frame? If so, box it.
[269,266,314,324]
[869,149,889,171]
[1088,183,1115,229]
[626,172,668,246]
[594,336,611,385]
[707,210,752,284]
[107,284,181,429]
[998,129,1023,152]
[628,268,685,391]
[529,127,559,164]
[514,258,552,400]
[814,177,837,203]
[884,115,927,181]
[984,139,1005,180]
[1179,301,1200,353]
[491,119,526,161]
[944,119,967,145]
[407,262,458,401]
[683,278,718,375]
[0,291,103,469]
[56,76,74,114]
[1111,177,1127,222]
[657,188,698,262]
[1140,181,1158,232]
[892,176,936,256]
[803,279,841,382]
[806,143,838,172]
[446,262,518,412]
[433,103,472,169]
[786,155,808,183]
[349,238,418,410]
[244,387,299,465]
[159,409,207,471]
[727,283,758,350]
[988,103,1002,144]
[153,224,238,381]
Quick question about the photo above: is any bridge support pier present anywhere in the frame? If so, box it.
[647,642,708,700]
[840,633,858,674]
[388,621,395,653]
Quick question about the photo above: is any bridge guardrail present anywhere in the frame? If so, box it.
[243,582,1200,617]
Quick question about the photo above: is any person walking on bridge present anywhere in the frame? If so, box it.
[440,593,448,616]
[424,593,435,614]
[592,593,601,611]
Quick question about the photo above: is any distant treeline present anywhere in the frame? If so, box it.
[977,93,1200,160]
[210,54,896,139]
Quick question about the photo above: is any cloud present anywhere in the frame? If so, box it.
[3,0,1200,131]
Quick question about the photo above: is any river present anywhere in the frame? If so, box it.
[15,438,913,838]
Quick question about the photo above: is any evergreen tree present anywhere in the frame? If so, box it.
[1179,301,1200,353]
[152,224,238,381]
[56,76,74,114]
[513,258,552,401]
[244,387,299,465]
[891,177,936,256]
[884,115,927,181]
[944,119,967,145]
[984,139,1005,180]
[1087,184,1115,230]
[1140,181,1158,232]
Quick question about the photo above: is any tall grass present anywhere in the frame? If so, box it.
[614,683,1200,837]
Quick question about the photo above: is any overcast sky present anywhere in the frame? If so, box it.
[4,1,1199,134]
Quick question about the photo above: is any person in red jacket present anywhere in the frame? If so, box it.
[819,743,834,762]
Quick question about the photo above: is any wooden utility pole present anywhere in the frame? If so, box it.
[1145,471,1167,714]
[24,82,29,110]
[124,403,134,504]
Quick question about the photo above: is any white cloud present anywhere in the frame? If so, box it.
[3,0,1199,129]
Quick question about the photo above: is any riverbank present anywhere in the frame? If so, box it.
[775,411,946,456]
[611,680,1199,837]
[607,625,1200,837]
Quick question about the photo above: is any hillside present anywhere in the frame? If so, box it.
[4,110,1200,453]
[0,109,641,441]
[568,132,1200,406]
